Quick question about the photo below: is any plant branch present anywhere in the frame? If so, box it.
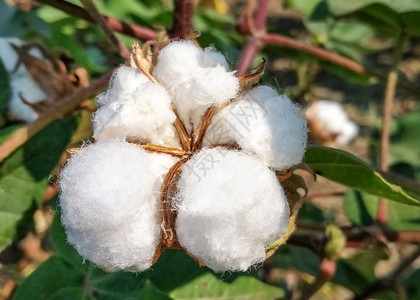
[353,246,420,300]
[170,0,194,39]
[254,0,270,30]
[0,71,113,162]
[300,257,337,300]
[377,32,407,225]
[80,0,130,60]
[36,0,157,41]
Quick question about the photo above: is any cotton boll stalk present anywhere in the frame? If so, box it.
[59,139,177,271]
[93,81,180,147]
[305,100,359,147]
[153,41,202,87]
[204,86,307,171]
[174,148,290,272]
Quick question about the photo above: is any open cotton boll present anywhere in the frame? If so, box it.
[204,86,307,170]
[175,148,290,272]
[7,74,47,122]
[59,139,168,271]
[305,100,358,146]
[93,81,180,147]
[153,41,202,87]
[97,66,151,106]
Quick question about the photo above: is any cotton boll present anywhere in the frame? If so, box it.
[59,139,172,271]
[175,148,290,272]
[204,86,307,170]
[305,100,358,147]
[7,73,47,122]
[97,66,151,106]
[153,41,202,87]
[93,82,180,147]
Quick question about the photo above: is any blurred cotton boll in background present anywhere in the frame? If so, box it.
[305,100,359,147]
[0,38,47,123]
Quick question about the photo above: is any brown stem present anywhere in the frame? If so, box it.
[300,257,337,300]
[0,71,113,162]
[80,0,130,60]
[170,0,194,39]
[37,0,157,41]
[353,246,420,300]
[236,37,263,76]
[377,32,406,225]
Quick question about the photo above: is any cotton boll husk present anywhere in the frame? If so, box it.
[153,41,202,87]
[93,82,180,147]
[59,139,176,271]
[97,66,151,106]
[204,86,307,170]
[175,148,290,272]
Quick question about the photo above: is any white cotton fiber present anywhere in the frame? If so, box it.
[305,100,358,146]
[59,139,177,271]
[174,147,290,272]
[204,86,307,171]
[93,66,180,147]
[97,65,151,106]
[153,41,202,87]
[153,41,239,133]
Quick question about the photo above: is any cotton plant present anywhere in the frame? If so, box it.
[59,40,308,273]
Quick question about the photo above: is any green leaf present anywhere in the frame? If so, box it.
[170,273,285,299]
[327,0,420,36]
[327,0,420,16]
[16,209,283,299]
[284,0,325,17]
[304,145,420,206]
[345,191,420,230]
[0,117,78,250]
[334,248,388,291]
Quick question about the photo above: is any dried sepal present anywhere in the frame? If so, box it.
[238,59,266,91]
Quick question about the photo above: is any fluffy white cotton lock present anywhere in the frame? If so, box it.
[153,41,202,87]
[59,139,177,271]
[305,100,358,146]
[204,85,307,170]
[201,47,230,70]
[153,41,239,133]
[97,66,151,107]
[174,148,290,272]
[93,79,179,147]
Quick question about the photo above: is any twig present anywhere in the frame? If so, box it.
[377,32,407,225]
[0,71,113,162]
[36,0,157,41]
[80,0,130,60]
[300,257,337,300]
[236,0,268,76]
[353,246,420,300]
[170,0,194,39]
